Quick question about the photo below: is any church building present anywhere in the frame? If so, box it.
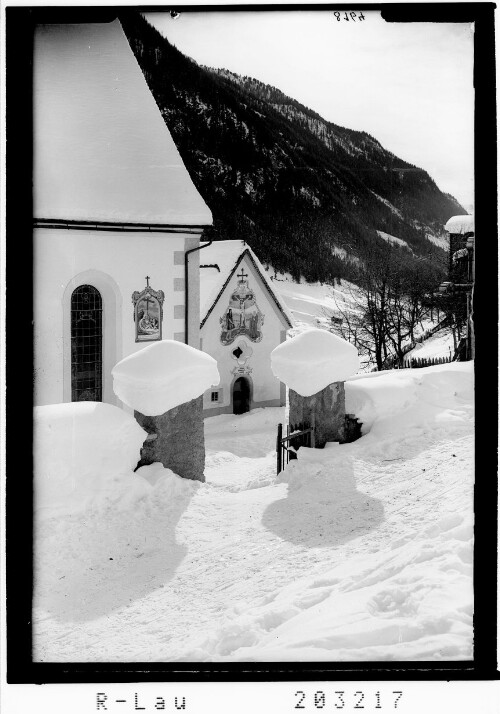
[199,241,294,416]
[33,19,212,407]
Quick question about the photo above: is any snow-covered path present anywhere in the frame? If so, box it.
[33,364,473,662]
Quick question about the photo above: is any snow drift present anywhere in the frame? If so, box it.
[112,340,220,416]
[271,328,359,396]
[185,510,473,661]
[34,462,200,627]
[34,363,474,663]
[34,402,147,518]
[346,362,474,435]
[173,363,473,661]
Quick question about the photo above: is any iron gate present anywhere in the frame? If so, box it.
[276,421,315,474]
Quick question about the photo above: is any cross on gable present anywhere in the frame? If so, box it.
[145,275,150,288]
[237,267,248,282]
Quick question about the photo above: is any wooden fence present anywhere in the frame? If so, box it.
[408,355,452,369]
[379,317,453,371]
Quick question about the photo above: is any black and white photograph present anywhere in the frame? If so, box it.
[2,0,497,692]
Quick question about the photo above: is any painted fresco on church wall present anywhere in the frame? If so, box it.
[132,279,165,342]
[220,270,264,346]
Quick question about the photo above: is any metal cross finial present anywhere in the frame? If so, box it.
[237,268,248,282]
[145,276,150,287]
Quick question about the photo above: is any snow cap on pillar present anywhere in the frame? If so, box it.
[271,328,359,397]
[112,340,220,416]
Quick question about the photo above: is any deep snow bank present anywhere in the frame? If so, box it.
[345,362,473,434]
[34,402,146,518]
[271,328,359,396]
[184,510,473,661]
[34,462,200,625]
[175,363,474,661]
[33,363,474,662]
[112,340,220,416]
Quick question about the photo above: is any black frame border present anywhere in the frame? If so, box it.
[5,2,498,684]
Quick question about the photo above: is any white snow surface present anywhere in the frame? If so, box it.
[271,328,360,396]
[33,363,473,662]
[404,330,455,364]
[444,215,474,235]
[376,230,412,252]
[34,402,146,519]
[112,340,220,416]
[33,21,211,225]
[200,241,294,326]
[266,269,360,335]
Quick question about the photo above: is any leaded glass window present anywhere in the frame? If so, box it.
[71,285,103,402]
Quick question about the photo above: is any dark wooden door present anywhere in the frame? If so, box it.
[233,377,250,415]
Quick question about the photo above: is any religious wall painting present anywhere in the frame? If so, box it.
[132,276,165,342]
[220,268,264,346]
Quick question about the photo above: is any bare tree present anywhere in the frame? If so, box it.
[329,275,391,371]
[328,245,445,370]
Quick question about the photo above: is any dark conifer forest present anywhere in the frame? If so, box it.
[121,13,466,287]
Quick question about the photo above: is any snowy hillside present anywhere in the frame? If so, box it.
[376,230,413,253]
[404,328,455,365]
[33,362,473,662]
[265,268,358,333]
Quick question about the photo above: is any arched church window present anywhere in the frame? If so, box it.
[71,285,103,402]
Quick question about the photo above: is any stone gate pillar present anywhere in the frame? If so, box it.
[271,328,359,449]
[289,381,346,447]
[112,340,220,482]
[134,396,205,481]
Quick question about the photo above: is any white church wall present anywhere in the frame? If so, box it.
[185,234,202,349]
[200,255,286,416]
[34,227,197,407]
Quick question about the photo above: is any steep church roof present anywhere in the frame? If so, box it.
[200,240,294,329]
[33,20,212,227]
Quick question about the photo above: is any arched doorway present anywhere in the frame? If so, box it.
[232,377,250,415]
[71,285,103,401]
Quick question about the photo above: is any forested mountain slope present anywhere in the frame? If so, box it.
[121,13,465,284]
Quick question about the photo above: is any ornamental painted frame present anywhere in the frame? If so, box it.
[132,280,165,343]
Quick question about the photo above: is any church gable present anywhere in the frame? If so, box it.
[200,243,293,333]
[200,248,290,416]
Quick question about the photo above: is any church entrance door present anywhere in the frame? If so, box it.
[71,284,103,402]
[232,377,250,415]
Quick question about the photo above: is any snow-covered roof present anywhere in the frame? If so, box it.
[33,20,212,226]
[444,215,474,235]
[199,240,294,329]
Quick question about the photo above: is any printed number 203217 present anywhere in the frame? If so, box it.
[295,690,403,709]
[333,11,365,21]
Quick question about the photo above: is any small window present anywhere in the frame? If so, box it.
[211,391,219,403]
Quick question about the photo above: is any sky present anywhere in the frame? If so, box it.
[146,10,474,210]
